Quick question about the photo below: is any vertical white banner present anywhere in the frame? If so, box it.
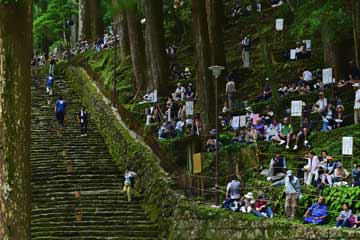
[185,101,194,116]
[153,89,158,103]
[290,49,297,60]
[275,18,284,31]
[240,115,247,127]
[231,116,240,129]
[322,68,333,85]
[342,137,353,155]
[305,40,311,50]
[167,108,171,122]
[291,101,303,116]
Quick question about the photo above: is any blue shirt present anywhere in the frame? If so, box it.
[46,76,54,87]
[304,203,328,224]
[55,100,66,113]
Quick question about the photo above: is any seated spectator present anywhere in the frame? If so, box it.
[319,156,337,187]
[299,83,310,95]
[334,105,344,129]
[158,122,169,140]
[304,196,328,224]
[304,150,320,186]
[336,203,353,228]
[271,0,283,7]
[321,102,334,132]
[185,83,194,100]
[278,83,288,97]
[267,151,286,182]
[265,119,281,141]
[352,164,360,187]
[272,117,293,149]
[231,130,244,144]
[262,105,274,125]
[312,92,328,113]
[313,79,324,92]
[288,83,299,94]
[240,192,256,213]
[293,118,310,150]
[174,83,186,101]
[142,89,155,103]
[206,129,221,152]
[254,194,273,218]
[332,164,349,186]
[250,119,265,141]
[175,118,184,136]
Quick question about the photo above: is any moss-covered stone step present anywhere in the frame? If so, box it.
[31,74,160,239]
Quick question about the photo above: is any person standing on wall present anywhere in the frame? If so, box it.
[271,170,301,219]
[240,35,251,69]
[353,83,360,124]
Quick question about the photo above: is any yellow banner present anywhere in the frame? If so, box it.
[193,153,202,174]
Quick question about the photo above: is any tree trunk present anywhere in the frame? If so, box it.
[111,0,130,63]
[78,0,91,41]
[143,0,169,96]
[205,0,226,95]
[353,0,360,68]
[144,25,155,90]
[0,1,32,239]
[192,0,215,134]
[205,0,226,67]
[126,7,147,97]
[321,23,341,80]
[89,0,104,40]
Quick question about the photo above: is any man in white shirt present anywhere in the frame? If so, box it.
[312,92,328,113]
[174,83,186,101]
[302,70,312,82]
[353,83,360,124]
[223,177,241,211]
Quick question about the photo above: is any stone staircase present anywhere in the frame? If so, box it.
[30,74,160,239]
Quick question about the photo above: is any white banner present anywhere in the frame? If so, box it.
[305,40,311,50]
[290,49,296,60]
[185,101,194,116]
[240,115,247,127]
[231,116,240,129]
[168,108,171,122]
[342,137,353,155]
[275,18,284,31]
[153,89,158,103]
[322,68,334,85]
[291,101,302,117]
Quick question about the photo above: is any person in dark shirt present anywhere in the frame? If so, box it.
[293,118,311,150]
[77,106,89,136]
[352,164,360,187]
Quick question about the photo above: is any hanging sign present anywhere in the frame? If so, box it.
[290,49,297,60]
[240,115,247,127]
[342,137,353,155]
[291,101,303,117]
[322,68,334,85]
[186,101,194,116]
[275,18,284,31]
[231,116,240,129]
[193,153,202,174]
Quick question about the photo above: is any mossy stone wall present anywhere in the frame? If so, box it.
[170,206,360,240]
[65,66,178,237]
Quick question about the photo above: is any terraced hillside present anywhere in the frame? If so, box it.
[30,74,160,239]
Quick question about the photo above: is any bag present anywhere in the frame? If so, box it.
[349,214,356,227]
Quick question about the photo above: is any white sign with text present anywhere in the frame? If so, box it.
[342,137,353,155]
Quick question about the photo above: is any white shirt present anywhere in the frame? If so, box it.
[355,89,360,109]
[175,121,184,131]
[307,156,320,174]
[315,98,328,111]
[303,71,312,81]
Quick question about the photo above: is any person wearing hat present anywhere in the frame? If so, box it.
[272,170,301,219]
[334,105,345,129]
[319,155,337,187]
[353,83,360,124]
[241,192,255,213]
[254,193,274,218]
